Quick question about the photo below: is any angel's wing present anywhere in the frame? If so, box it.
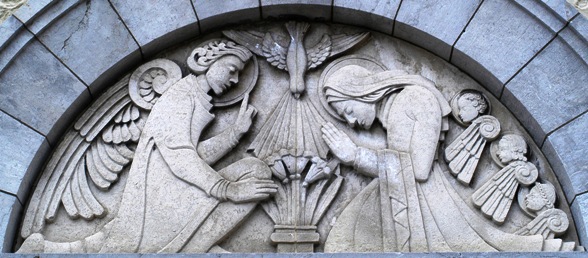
[306,32,369,70]
[515,208,569,239]
[223,29,289,71]
[472,161,538,224]
[445,115,500,185]
[20,59,182,238]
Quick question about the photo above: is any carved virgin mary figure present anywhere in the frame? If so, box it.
[318,57,551,252]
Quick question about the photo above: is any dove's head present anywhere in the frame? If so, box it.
[187,40,252,95]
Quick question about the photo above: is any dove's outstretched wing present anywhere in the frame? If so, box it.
[306,32,370,70]
[223,29,289,71]
[445,115,500,185]
[472,161,539,224]
[515,208,569,240]
[20,59,182,238]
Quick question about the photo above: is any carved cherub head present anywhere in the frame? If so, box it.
[457,91,488,123]
[187,40,252,95]
[496,134,527,164]
[525,182,556,213]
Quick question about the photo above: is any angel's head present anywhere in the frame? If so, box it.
[525,182,556,212]
[457,92,488,123]
[188,40,252,95]
[496,134,527,164]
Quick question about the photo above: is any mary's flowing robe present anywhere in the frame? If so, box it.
[324,85,545,252]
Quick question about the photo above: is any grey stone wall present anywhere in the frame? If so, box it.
[0,0,586,253]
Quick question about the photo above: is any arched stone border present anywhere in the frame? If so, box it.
[0,0,586,253]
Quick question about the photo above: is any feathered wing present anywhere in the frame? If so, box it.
[471,163,519,224]
[471,161,538,224]
[223,29,289,71]
[445,115,500,185]
[261,32,288,71]
[306,32,369,69]
[21,59,182,238]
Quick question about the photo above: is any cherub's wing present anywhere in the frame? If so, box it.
[445,115,500,185]
[20,59,182,238]
[472,161,538,224]
[515,208,569,239]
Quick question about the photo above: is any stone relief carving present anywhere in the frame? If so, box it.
[16,22,581,253]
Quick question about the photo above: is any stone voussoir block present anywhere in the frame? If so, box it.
[452,0,555,97]
[111,0,199,58]
[393,0,481,61]
[261,0,332,21]
[0,192,22,253]
[502,31,588,145]
[332,0,399,35]
[35,0,141,95]
[571,193,588,248]
[0,111,50,203]
[193,0,259,34]
[0,40,91,145]
[542,112,588,203]
[0,16,33,73]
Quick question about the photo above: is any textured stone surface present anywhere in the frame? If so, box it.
[261,0,331,20]
[18,0,82,35]
[514,0,571,32]
[0,40,90,145]
[111,0,199,58]
[0,17,33,72]
[572,193,588,248]
[193,0,259,33]
[0,112,49,202]
[0,16,22,49]
[501,32,588,145]
[1,193,21,253]
[562,15,588,64]
[452,0,555,96]
[394,0,481,60]
[12,0,53,24]
[332,0,399,34]
[36,0,141,94]
[542,112,588,203]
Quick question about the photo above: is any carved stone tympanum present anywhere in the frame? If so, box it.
[16,21,581,253]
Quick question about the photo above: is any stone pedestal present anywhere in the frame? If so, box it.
[270,225,320,253]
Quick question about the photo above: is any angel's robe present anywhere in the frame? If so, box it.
[324,86,545,252]
[99,74,269,253]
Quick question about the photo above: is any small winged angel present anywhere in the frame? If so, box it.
[223,22,370,176]
[445,90,499,184]
[516,182,570,240]
[471,134,539,224]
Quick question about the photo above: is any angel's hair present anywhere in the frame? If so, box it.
[187,40,252,74]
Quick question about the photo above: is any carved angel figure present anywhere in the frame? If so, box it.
[445,90,498,185]
[472,134,538,224]
[318,56,574,252]
[18,40,278,253]
[516,182,570,240]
